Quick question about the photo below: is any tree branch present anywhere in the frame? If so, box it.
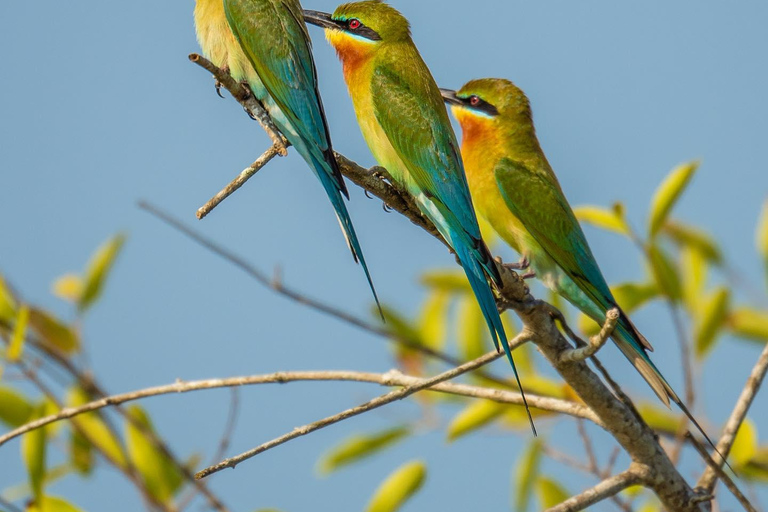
[559,308,619,363]
[544,468,642,512]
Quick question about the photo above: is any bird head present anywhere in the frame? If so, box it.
[441,78,533,134]
[304,1,410,61]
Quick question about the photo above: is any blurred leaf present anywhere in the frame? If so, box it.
[447,400,505,442]
[66,387,126,469]
[27,496,85,512]
[731,419,757,469]
[381,305,425,374]
[535,476,569,509]
[0,274,17,324]
[503,314,533,376]
[573,205,628,235]
[681,247,708,312]
[22,403,48,501]
[637,502,662,512]
[0,386,34,427]
[419,290,450,352]
[52,274,84,304]
[519,375,567,399]
[513,438,542,512]
[647,244,682,301]
[365,460,426,512]
[694,287,730,358]
[421,269,471,294]
[79,233,126,313]
[638,402,680,433]
[577,312,601,337]
[70,430,93,475]
[663,220,722,263]
[317,427,410,475]
[8,304,29,361]
[648,161,699,238]
[729,308,768,343]
[458,296,485,362]
[622,484,646,499]
[125,405,183,503]
[612,281,660,313]
[28,308,79,354]
[743,446,768,482]
[758,200,768,286]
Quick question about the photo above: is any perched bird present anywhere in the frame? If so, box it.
[441,78,714,440]
[193,0,380,313]
[303,2,533,427]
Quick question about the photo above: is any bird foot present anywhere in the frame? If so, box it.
[520,271,536,280]
[504,256,530,271]
[213,66,231,98]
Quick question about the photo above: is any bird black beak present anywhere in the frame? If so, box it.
[303,10,341,30]
[440,88,463,106]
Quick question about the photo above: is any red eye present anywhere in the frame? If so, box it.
[470,95,480,106]
[349,19,361,29]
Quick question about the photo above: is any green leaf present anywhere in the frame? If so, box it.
[66,387,126,469]
[742,446,768,482]
[70,430,93,475]
[365,460,426,512]
[125,405,183,503]
[513,438,542,512]
[681,247,708,312]
[535,476,569,509]
[573,205,628,235]
[419,290,450,352]
[729,308,768,343]
[420,269,472,294]
[638,403,680,433]
[694,287,730,358]
[79,233,126,312]
[731,419,757,469]
[648,161,699,238]
[28,496,85,512]
[28,308,80,354]
[758,200,768,287]
[458,296,485,362]
[52,274,84,304]
[612,281,660,313]
[0,386,34,427]
[446,400,506,442]
[663,220,722,263]
[317,427,410,475]
[647,244,683,301]
[22,403,48,501]
[0,274,17,325]
[8,304,29,361]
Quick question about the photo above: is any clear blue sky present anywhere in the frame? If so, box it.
[1,1,766,510]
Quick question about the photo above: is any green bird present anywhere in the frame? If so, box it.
[303,2,534,428]
[195,0,381,314]
[441,78,716,442]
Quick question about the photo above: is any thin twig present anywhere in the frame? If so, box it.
[560,308,619,363]
[544,468,642,512]
[697,341,768,492]
[668,302,695,465]
[688,433,758,512]
[195,338,533,479]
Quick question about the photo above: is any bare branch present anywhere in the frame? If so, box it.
[544,468,642,512]
[697,341,768,492]
[195,336,533,479]
[560,308,619,363]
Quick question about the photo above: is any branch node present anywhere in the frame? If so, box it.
[559,308,619,363]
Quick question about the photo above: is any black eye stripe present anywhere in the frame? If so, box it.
[458,95,499,116]
[335,18,382,41]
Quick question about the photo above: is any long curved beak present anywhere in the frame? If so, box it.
[440,88,462,106]
[303,10,341,30]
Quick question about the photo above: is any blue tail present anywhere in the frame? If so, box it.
[453,238,536,435]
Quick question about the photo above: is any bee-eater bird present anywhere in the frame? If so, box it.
[441,78,716,443]
[303,2,534,429]
[193,0,381,314]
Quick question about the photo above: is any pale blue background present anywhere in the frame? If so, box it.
[1,1,767,511]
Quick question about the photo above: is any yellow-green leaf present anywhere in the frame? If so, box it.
[67,387,126,469]
[365,460,426,512]
[648,161,699,238]
[447,400,506,442]
[729,308,768,343]
[27,495,85,512]
[573,205,628,235]
[125,405,183,503]
[612,281,660,313]
[513,438,542,512]
[52,274,84,304]
[459,296,485,362]
[0,386,34,427]
[79,233,126,312]
[694,287,730,358]
[535,476,569,509]
[757,200,768,285]
[317,427,410,475]
[70,430,93,475]
[647,244,683,301]
[742,446,768,482]
[0,274,17,324]
[681,247,708,312]
[28,308,79,354]
[503,314,532,375]
[420,269,471,294]
[22,403,48,501]
[8,304,29,361]
[638,402,680,434]
[731,419,757,469]
[419,291,450,352]
[663,220,722,263]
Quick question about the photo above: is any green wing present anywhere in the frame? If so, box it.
[494,158,616,310]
